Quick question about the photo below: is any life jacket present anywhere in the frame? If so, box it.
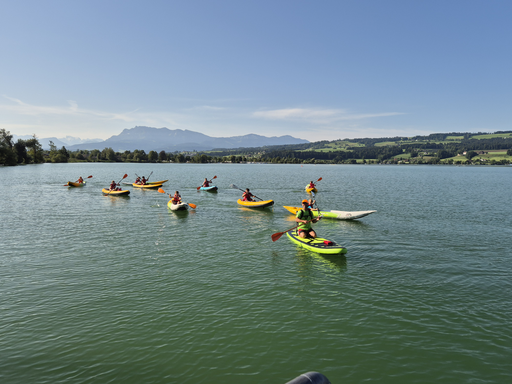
[242,192,252,201]
[298,209,313,221]
[172,195,181,204]
[203,181,209,187]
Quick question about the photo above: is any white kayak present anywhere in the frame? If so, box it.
[283,206,376,220]
[168,201,189,211]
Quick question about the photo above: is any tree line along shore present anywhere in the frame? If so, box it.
[2,128,512,166]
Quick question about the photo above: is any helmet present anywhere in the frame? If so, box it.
[302,199,308,204]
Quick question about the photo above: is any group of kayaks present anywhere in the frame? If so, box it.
[233,181,376,255]
[100,180,169,196]
[66,175,376,256]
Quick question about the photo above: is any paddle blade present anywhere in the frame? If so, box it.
[189,203,197,209]
[122,174,128,179]
[212,175,217,179]
[316,177,322,182]
[87,175,93,178]
[197,186,201,190]
[158,188,166,194]
[271,232,285,242]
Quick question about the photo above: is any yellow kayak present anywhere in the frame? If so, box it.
[132,183,163,189]
[102,188,130,196]
[66,181,85,187]
[305,185,318,193]
[237,199,274,208]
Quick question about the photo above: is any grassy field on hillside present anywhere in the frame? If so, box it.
[471,133,512,139]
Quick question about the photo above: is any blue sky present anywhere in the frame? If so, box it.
[1,0,511,142]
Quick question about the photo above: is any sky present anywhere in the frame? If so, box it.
[1,0,511,143]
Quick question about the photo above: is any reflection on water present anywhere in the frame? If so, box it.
[294,248,348,274]
[1,163,512,384]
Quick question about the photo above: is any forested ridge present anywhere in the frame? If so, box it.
[2,128,512,166]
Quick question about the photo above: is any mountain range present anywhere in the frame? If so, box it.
[13,135,102,150]
[49,126,308,152]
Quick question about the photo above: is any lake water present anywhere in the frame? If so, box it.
[1,163,511,384]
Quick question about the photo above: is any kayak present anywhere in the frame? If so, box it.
[123,180,168,186]
[66,181,85,187]
[305,186,318,193]
[283,206,376,220]
[199,186,218,192]
[287,230,347,255]
[237,199,274,208]
[102,188,130,196]
[167,201,189,211]
[132,183,163,189]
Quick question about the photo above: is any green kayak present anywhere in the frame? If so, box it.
[286,230,347,255]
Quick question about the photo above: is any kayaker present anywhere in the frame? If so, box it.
[77,176,84,184]
[307,198,317,210]
[242,188,254,202]
[296,199,320,238]
[141,176,147,185]
[308,181,316,189]
[170,191,182,205]
[202,178,210,187]
[109,180,117,191]
[135,176,141,184]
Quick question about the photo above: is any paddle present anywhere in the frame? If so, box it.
[64,175,92,186]
[107,174,128,195]
[197,175,217,190]
[158,188,196,209]
[271,219,315,242]
[229,184,264,201]
[134,172,152,183]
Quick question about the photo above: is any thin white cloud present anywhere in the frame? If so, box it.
[1,95,135,122]
[253,107,404,124]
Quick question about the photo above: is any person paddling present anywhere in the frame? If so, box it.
[109,180,118,191]
[76,176,84,184]
[141,176,147,185]
[135,176,141,184]
[169,191,182,205]
[202,178,210,188]
[308,180,316,190]
[242,188,255,202]
[296,199,320,238]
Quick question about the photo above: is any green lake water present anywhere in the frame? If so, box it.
[1,163,511,383]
